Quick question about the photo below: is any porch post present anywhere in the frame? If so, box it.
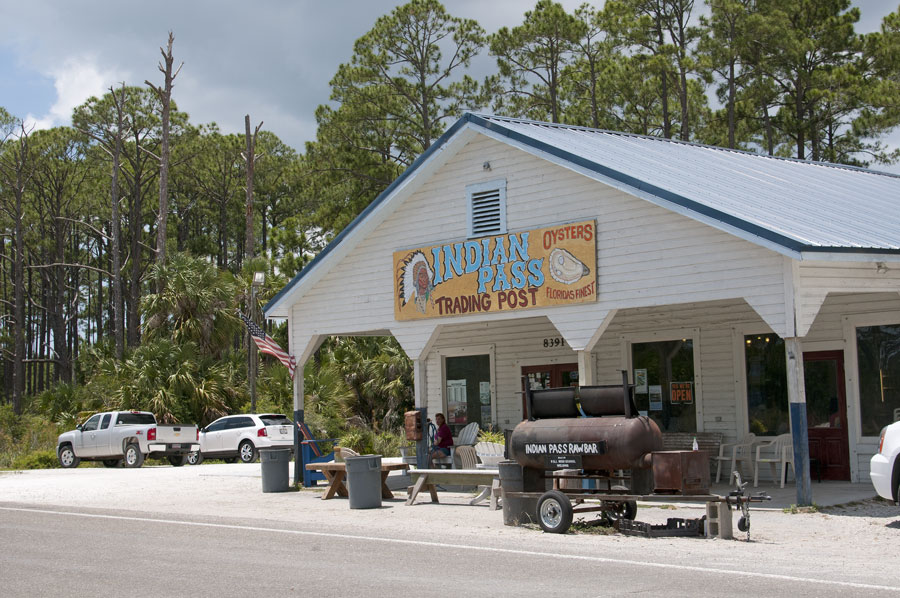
[413,358,428,469]
[784,337,812,506]
[293,368,304,485]
[577,350,596,386]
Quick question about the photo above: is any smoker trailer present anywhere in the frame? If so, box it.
[505,373,768,535]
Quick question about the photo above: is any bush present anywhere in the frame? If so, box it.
[338,428,375,454]
[0,406,61,469]
[373,430,405,457]
[12,450,58,470]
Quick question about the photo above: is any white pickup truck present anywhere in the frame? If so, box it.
[56,411,200,468]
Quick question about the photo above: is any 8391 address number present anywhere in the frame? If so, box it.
[542,337,566,348]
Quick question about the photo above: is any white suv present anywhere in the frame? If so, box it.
[188,414,295,465]
[870,421,900,505]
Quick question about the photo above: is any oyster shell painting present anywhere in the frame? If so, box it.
[549,248,589,284]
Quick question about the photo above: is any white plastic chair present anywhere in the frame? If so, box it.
[456,422,480,446]
[711,433,757,483]
[753,433,794,488]
[474,441,505,468]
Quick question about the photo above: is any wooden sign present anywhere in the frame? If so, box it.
[394,220,597,320]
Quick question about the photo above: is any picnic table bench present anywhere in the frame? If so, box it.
[405,468,501,510]
[305,461,409,500]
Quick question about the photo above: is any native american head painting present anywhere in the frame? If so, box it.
[397,251,435,314]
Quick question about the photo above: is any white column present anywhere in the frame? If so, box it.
[413,357,429,468]
[577,350,595,386]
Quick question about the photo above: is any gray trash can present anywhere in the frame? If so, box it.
[345,454,382,509]
[260,448,291,493]
[499,460,536,525]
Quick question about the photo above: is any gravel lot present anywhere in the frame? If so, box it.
[1,462,899,588]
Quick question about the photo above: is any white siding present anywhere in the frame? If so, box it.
[289,133,788,350]
[797,261,900,337]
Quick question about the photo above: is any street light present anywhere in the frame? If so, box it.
[250,271,265,413]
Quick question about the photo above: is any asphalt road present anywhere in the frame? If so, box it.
[2,502,898,598]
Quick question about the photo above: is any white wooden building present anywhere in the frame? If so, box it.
[265,114,900,500]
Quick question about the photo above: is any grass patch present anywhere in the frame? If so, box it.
[782,503,820,514]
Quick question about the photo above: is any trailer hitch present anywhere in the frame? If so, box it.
[724,471,771,541]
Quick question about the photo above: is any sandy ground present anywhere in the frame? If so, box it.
[1,462,899,588]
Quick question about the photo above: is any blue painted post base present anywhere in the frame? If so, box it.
[789,402,813,506]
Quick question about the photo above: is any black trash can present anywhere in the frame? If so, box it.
[499,460,536,525]
[260,448,291,493]
[345,455,382,509]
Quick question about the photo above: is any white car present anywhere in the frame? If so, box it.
[188,414,295,465]
[870,421,900,505]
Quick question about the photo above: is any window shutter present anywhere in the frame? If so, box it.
[467,179,507,238]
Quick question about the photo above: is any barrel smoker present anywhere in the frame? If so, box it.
[506,372,662,532]
[504,372,770,535]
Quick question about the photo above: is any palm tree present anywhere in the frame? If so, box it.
[142,252,240,358]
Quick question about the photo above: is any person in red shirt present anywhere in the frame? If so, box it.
[429,413,453,467]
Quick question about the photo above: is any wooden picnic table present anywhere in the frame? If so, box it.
[305,461,409,500]
[405,468,501,510]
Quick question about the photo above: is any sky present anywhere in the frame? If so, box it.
[1,1,897,163]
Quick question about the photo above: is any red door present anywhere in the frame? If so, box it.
[521,363,578,419]
[803,351,850,481]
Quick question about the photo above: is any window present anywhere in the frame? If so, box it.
[632,339,696,432]
[467,179,507,238]
[116,413,155,425]
[206,419,229,433]
[100,414,111,430]
[82,414,101,432]
[745,334,789,436]
[228,417,254,429]
[260,415,291,426]
[445,354,492,435]
[856,324,900,436]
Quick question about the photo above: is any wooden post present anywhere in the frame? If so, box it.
[577,350,595,385]
[784,337,812,506]
[293,365,305,485]
[414,358,428,468]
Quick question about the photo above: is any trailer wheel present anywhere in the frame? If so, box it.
[601,499,637,523]
[537,490,574,534]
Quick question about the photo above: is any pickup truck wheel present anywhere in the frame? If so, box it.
[102,459,121,468]
[187,451,203,466]
[58,445,80,469]
[239,440,258,464]
[168,455,188,467]
[123,443,144,468]
[223,457,237,464]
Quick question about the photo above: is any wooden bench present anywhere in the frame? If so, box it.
[661,432,723,479]
[405,468,501,510]
[661,431,723,455]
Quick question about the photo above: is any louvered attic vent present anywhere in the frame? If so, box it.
[467,179,507,238]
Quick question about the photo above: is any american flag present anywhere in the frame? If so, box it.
[238,311,296,379]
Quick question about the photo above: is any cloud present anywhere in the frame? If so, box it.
[24,55,126,132]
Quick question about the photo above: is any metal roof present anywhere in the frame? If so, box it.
[475,113,900,253]
[266,113,900,315]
